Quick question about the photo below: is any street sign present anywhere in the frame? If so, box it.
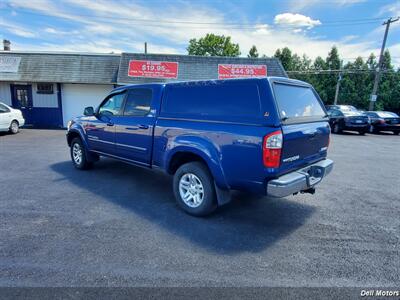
[218,64,267,79]
[128,60,178,79]
[370,94,377,102]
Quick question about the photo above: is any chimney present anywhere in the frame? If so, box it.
[3,40,11,51]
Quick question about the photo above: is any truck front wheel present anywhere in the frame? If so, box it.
[173,162,217,216]
[70,138,92,170]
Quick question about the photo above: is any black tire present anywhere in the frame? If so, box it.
[369,125,378,134]
[332,123,341,134]
[9,120,19,134]
[70,137,92,170]
[173,162,217,216]
[358,130,366,135]
[393,131,400,135]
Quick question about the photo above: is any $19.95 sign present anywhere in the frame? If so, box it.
[128,60,179,79]
[218,64,267,79]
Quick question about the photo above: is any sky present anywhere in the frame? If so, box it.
[0,0,399,66]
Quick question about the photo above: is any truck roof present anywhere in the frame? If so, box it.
[112,76,311,92]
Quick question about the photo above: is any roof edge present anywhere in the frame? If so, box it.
[0,50,121,57]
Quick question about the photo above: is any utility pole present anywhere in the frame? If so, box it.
[144,42,147,54]
[333,72,342,105]
[369,17,399,111]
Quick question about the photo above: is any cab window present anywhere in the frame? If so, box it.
[273,83,325,120]
[123,88,152,116]
[98,92,126,116]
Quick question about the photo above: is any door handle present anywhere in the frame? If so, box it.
[138,124,149,129]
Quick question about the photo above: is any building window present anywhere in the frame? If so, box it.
[37,83,54,94]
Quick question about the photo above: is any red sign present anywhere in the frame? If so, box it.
[218,64,267,79]
[128,60,178,79]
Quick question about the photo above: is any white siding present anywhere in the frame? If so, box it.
[0,82,11,105]
[32,83,58,108]
[62,84,113,127]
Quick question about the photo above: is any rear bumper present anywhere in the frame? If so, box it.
[19,118,25,127]
[344,124,369,130]
[267,159,334,198]
[375,125,400,132]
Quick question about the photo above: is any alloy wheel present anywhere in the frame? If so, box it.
[72,143,83,165]
[11,122,19,133]
[179,173,204,208]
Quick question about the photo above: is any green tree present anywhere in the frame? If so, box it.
[272,45,399,113]
[309,56,328,102]
[324,46,342,104]
[248,45,259,58]
[378,50,399,113]
[340,57,370,109]
[274,47,293,70]
[187,34,240,57]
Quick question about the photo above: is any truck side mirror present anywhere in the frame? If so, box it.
[84,106,94,116]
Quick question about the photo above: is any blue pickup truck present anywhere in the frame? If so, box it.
[66,77,333,216]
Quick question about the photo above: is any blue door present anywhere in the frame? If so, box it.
[114,88,155,165]
[11,84,33,125]
[85,91,126,155]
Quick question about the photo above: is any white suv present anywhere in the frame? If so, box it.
[0,102,25,134]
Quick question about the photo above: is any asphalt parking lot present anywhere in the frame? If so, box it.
[0,129,399,287]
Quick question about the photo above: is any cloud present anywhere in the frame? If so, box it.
[274,13,321,29]
[44,27,57,34]
[378,2,400,30]
[334,0,367,6]
[4,0,397,66]
[0,20,36,38]
[387,43,400,66]
[379,1,400,15]
[289,0,366,11]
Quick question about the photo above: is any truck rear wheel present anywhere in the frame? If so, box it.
[173,162,217,216]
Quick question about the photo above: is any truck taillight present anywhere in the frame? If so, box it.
[263,130,282,168]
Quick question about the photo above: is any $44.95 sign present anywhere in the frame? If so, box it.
[218,64,267,79]
[128,60,179,79]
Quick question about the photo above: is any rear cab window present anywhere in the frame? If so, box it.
[272,82,327,124]
[161,81,262,123]
[123,88,153,116]
[377,112,399,118]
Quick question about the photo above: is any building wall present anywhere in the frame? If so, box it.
[0,82,12,105]
[32,83,58,108]
[62,83,113,127]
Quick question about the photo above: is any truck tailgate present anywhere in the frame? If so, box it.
[281,121,330,167]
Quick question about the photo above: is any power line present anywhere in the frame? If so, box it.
[0,7,394,29]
